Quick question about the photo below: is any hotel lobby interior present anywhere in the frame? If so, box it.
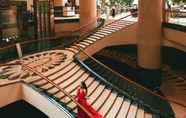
[0,0,186,118]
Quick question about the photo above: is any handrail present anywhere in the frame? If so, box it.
[0,19,100,66]
[103,12,137,28]
[0,36,57,52]
[0,11,137,117]
[61,11,137,36]
[63,18,98,33]
[77,47,186,109]
[0,12,136,53]
[166,9,186,14]
[0,17,98,52]
[72,11,186,112]
[22,64,93,118]
[77,12,137,41]
[0,62,21,67]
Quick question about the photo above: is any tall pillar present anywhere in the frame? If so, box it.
[137,0,162,90]
[79,0,97,32]
[27,0,33,11]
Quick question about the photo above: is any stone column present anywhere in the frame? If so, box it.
[137,0,163,90]
[79,0,97,32]
[27,0,33,11]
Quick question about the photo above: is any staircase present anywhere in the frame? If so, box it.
[97,49,137,68]
[161,66,186,105]
[0,19,174,118]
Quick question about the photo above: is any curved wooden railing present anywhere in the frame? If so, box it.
[22,64,93,118]
[76,12,138,43]
[165,9,186,17]
[0,12,137,117]
[59,18,99,35]
[76,46,186,117]
[72,12,185,115]
[0,11,136,52]
[78,47,186,107]
[164,9,186,25]
[0,15,101,53]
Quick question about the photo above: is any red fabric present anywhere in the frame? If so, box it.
[76,87,102,118]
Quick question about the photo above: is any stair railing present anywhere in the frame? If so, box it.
[75,12,138,44]
[76,44,186,117]
[0,11,137,117]
[22,63,94,118]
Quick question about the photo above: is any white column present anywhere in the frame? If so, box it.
[137,0,162,69]
[79,0,97,30]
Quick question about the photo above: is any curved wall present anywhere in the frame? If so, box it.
[79,23,186,60]
[0,82,72,118]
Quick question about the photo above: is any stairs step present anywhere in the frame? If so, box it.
[34,63,77,86]
[105,96,124,118]
[106,25,123,29]
[59,74,93,101]
[75,43,87,49]
[93,33,105,38]
[95,32,109,36]
[104,26,119,32]
[58,69,85,89]
[79,41,91,46]
[100,28,116,32]
[136,108,145,118]
[104,95,119,117]
[116,99,131,117]
[89,35,101,40]
[98,30,113,34]
[83,39,94,45]
[145,113,153,118]
[92,88,112,110]
[127,104,138,118]
[87,37,97,41]
[82,39,94,44]
[41,65,80,89]
[87,85,106,104]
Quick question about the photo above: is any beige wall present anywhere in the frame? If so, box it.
[0,82,71,118]
[55,22,80,34]
[163,28,186,52]
[0,83,22,108]
[22,84,70,118]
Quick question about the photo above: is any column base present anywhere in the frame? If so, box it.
[137,66,162,91]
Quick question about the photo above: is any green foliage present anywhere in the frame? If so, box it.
[104,0,133,6]
[170,0,185,4]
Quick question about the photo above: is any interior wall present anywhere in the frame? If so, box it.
[163,28,186,52]
[22,84,70,118]
[0,82,71,118]
[55,22,80,34]
[0,83,22,108]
